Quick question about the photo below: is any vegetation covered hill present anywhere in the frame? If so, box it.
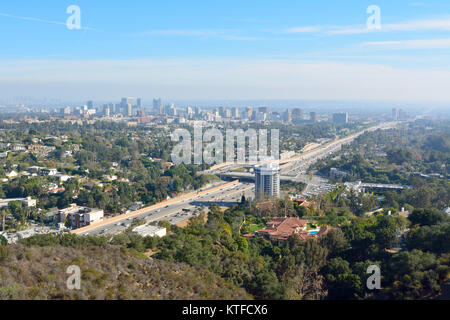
[0,242,251,300]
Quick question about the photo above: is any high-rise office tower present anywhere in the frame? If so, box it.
[153,98,162,114]
[283,109,292,122]
[127,104,133,117]
[310,112,317,123]
[61,106,71,115]
[392,108,398,121]
[120,98,127,106]
[333,112,349,124]
[87,101,94,109]
[255,111,267,121]
[245,107,253,120]
[292,108,303,123]
[187,107,194,118]
[136,98,142,109]
[398,109,408,121]
[126,97,134,107]
[258,107,269,114]
[232,107,239,118]
[104,106,110,117]
[165,104,176,116]
[255,163,281,200]
[218,106,227,118]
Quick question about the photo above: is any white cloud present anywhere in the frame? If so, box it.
[285,17,450,35]
[131,29,259,40]
[362,38,450,49]
[285,26,324,33]
[134,30,227,37]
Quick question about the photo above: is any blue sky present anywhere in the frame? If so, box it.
[1,0,450,102]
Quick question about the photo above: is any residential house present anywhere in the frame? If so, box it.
[257,217,330,246]
[6,170,18,179]
[40,168,59,176]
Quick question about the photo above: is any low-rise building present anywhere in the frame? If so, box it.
[58,204,104,229]
[6,170,18,178]
[132,224,167,238]
[0,197,37,208]
[40,168,58,176]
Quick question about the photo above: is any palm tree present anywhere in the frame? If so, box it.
[0,208,10,232]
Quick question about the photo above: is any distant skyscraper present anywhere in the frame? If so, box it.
[104,105,110,117]
[165,104,176,116]
[398,109,408,121]
[392,108,398,121]
[283,109,292,122]
[255,163,281,200]
[333,112,349,124]
[87,101,94,109]
[310,112,317,123]
[255,111,267,121]
[126,97,134,106]
[137,98,142,109]
[60,107,71,115]
[232,107,239,118]
[153,98,162,114]
[271,111,281,121]
[218,106,227,118]
[245,107,253,120]
[292,108,303,123]
[187,107,194,118]
[127,104,133,117]
[258,107,269,114]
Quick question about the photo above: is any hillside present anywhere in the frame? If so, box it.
[0,244,251,300]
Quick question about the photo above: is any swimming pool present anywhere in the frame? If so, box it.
[309,231,319,235]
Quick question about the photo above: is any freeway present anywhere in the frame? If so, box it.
[203,122,397,176]
[218,122,398,197]
[75,181,254,236]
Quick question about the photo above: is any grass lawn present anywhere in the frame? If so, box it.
[247,223,265,233]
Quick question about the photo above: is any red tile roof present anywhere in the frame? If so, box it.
[258,217,308,241]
